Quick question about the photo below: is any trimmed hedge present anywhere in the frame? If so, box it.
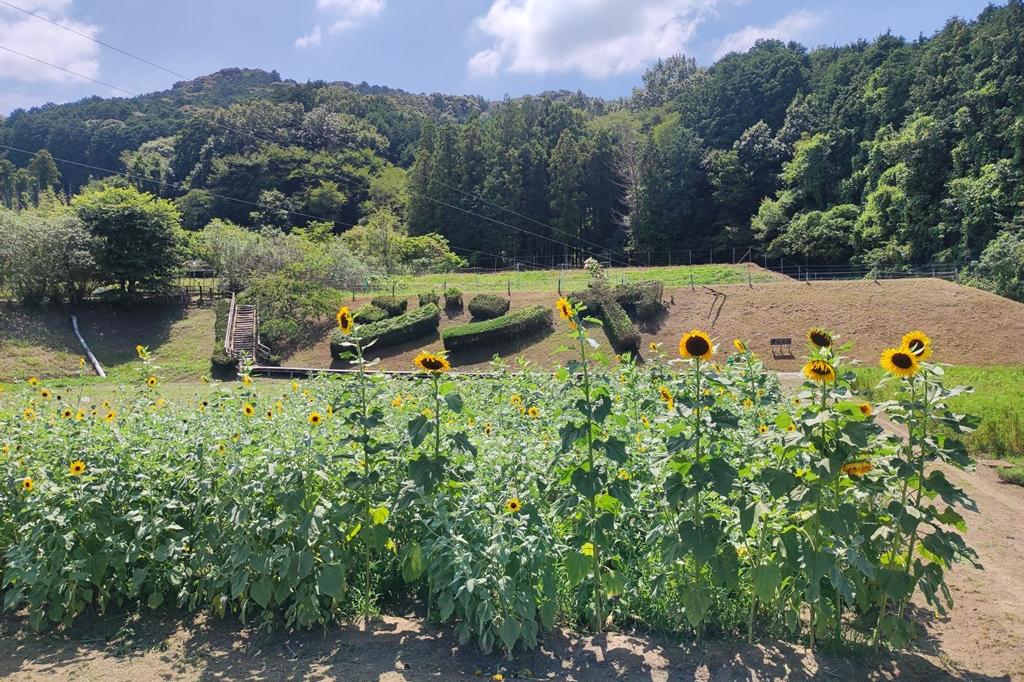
[468,293,510,321]
[418,291,440,307]
[613,281,664,321]
[211,299,238,376]
[371,296,408,317]
[355,303,388,324]
[331,303,440,357]
[442,305,552,352]
[572,288,641,354]
[444,288,463,309]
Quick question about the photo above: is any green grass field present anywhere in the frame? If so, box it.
[366,263,775,297]
[855,365,1024,460]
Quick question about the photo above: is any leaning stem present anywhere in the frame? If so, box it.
[579,330,604,631]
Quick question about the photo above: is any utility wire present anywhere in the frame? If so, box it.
[0,0,190,81]
[0,44,136,96]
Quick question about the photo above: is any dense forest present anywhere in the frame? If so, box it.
[1,2,1023,284]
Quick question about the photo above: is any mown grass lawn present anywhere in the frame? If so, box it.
[855,364,1024,460]
[369,264,775,297]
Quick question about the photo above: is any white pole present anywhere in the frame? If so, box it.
[70,315,106,378]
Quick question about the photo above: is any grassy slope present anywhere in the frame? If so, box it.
[372,264,775,296]
[855,365,1024,459]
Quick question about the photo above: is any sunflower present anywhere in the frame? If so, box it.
[75,410,85,421]
[758,424,769,434]
[217,443,226,454]
[527,406,540,419]
[841,460,873,477]
[199,400,209,412]
[69,460,86,476]
[413,351,451,373]
[484,423,492,436]
[504,498,522,513]
[27,377,39,386]
[242,403,255,417]
[786,423,797,433]
[241,374,253,387]
[23,407,36,422]
[803,360,836,383]
[510,394,522,406]
[40,389,52,400]
[649,341,660,352]
[391,395,404,408]
[858,403,873,417]
[901,330,932,361]
[658,385,674,409]
[21,477,33,493]
[104,410,117,423]
[880,347,919,378]
[617,469,631,481]
[555,297,575,321]
[336,306,354,336]
[679,329,714,361]
[135,344,147,359]
[743,398,753,409]
[641,414,650,428]
[265,409,274,420]
[61,408,73,419]
[146,376,158,388]
[308,411,323,426]
[807,327,833,349]
[733,339,747,353]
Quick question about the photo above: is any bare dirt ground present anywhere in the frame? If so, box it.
[286,278,1024,372]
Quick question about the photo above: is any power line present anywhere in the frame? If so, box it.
[0,38,623,266]
[0,0,190,81]
[0,44,136,96]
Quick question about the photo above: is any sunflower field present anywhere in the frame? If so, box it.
[0,303,980,657]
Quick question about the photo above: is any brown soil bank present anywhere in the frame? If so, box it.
[288,278,1024,371]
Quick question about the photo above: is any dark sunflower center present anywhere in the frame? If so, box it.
[908,340,924,354]
[340,313,350,326]
[812,363,830,376]
[810,331,831,347]
[892,352,913,369]
[421,357,444,370]
[685,336,710,356]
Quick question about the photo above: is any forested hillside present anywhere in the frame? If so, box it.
[1,2,1023,287]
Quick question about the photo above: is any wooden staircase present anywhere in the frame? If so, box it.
[225,294,268,363]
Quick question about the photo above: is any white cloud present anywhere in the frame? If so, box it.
[714,9,821,58]
[468,0,718,79]
[295,0,385,48]
[0,1,101,84]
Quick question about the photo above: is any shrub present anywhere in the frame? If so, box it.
[354,304,388,324]
[442,305,552,351]
[331,303,440,357]
[371,296,408,317]
[211,298,238,376]
[613,281,665,321]
[572,289,641,353]
[997,464,1024,486]
[418,291,440,307]
[468,294,510,321]
[444,288,463,309]
[239,274,342,356]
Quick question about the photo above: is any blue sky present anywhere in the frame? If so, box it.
[0,0,1002,113]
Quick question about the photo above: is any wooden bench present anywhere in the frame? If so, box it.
[770,337,794,359]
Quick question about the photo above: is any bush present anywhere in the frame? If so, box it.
[997,464,1024,486]
[355,304,388,324]
[211,298,238,376]
[444,288,463,309]
[468,294,510,321]
[371,296,408,317]
[573,289,641,354]
[331,303,440,357]
[418,291,440,307]
[442,305,552,351]
[613,281,665,321]
[239,274,342,357]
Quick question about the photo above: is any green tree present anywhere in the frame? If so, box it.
[73,185,183,293]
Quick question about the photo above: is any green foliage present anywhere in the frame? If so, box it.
[612,281,664,321]
[997,463,1024,486]
[0,209,98,304]
[417,291,440,307]
[354,304,388,324]
[239,274,342,357]
[467,294,510,321]
[331,303,439,356]
[444,288,463,309]
[442,305,551,351]
[370,296,408,317]
[967,229,1024,303]
[72,185,184,293]
[210,298,238,376]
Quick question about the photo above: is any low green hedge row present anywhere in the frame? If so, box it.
[355,303,389,324]
[442,304,552,351]
[331,303,440,358]
[468,293,510,321]
[371,296,408,317]
[573,288,641,354]
[613,281,664,321]
[211,299,238,376]
[418,291,440,307]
